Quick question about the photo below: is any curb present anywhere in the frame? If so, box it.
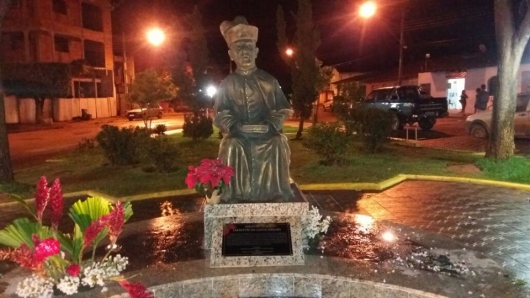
[3,174,529,206]
[299,174,530,192]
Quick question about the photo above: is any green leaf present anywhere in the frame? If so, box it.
[71,224,83,263]
[0,218,52,248]
[6,194,36,220]
[68,196,111,230]
[122,201,133,222]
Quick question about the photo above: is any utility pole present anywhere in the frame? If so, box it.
[397,10,405,86]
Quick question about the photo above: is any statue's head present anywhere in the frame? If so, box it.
[220,16,259,71]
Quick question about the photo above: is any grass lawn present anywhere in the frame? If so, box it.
[5,129,530,200]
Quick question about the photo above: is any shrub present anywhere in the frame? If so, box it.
[304,121,350,165]
[146,136,180,173]
[349,105,394,153]
[77,137,96,151]
[182,113,213,141]
[95,125,151,165]
[153,124,167,135]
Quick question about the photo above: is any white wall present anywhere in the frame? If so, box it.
[4,96,18,124]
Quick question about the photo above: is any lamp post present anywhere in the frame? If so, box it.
[360,1,406,86]
[397,11,405,86]
[119,28,166,114]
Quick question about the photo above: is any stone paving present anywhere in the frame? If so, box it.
[305,180,530,283]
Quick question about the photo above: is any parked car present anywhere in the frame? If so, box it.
[323,99,333,112]
[363,85,448,130]
[126,104,163,121]
[465,92,530,138]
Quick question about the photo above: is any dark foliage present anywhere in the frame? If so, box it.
[349,105,394,153]
[95,125,151,165]
[182,114,213,141]
[153,124,167,136]
[146,136,179,173]
[304,121,350,166]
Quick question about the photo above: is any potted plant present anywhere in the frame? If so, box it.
[0,176,153,298]
[185,158,234,204]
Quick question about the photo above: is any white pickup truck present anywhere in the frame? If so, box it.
[465,92,530,138]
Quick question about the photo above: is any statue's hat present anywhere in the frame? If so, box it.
[220,16,258,45]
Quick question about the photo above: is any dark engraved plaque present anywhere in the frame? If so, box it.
[222,223,293,257]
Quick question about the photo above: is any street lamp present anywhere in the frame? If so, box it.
[359,1,376,18]
[146,28,165,46]
[206,85,217,98]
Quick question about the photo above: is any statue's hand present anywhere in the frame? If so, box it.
[239,124,269,134]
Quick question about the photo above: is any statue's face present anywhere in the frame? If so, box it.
[228,40,259,71]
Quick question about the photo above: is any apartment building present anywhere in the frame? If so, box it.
[1,0,117,123]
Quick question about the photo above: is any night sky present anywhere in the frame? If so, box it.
[112,0,496,87]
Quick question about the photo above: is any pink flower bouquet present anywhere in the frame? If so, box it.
[0,176,153,298]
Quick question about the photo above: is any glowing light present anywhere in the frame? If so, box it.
[206,85,217,97]
[382,231,395,242]
[354,214,374,233]
[359,1,376,18]
[285,48,294,56]
[147,28,165,46]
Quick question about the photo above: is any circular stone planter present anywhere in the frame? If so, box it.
[111,273,447,298]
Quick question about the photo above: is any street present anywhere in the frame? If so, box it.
[8,109,528,172]
[9,113,186,171]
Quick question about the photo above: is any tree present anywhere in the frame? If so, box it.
[276,0,322,139]
[126,68,176,128]
[2,63,71,124]
[0,0,14,182]
[170,5,212,117]
[487,0,530,160]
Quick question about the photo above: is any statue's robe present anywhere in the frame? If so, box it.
[214,68,294,202]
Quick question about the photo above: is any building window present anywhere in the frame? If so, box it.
[84,40,105,67]
[82,3,103,32]
[54,36,69,52]
[52,0,67,15]
[10,0,21,9]
[2,32,24,51]
[420,83,431,95]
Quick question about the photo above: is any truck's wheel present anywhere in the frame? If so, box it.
[391,113,404,130]
[470,123,488,138]
[418,117,436,131]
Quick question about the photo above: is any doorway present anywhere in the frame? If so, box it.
[446,78,465,111]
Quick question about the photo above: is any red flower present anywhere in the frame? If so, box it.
[118,280,154,298]
[185,159,234,191]
[32,235,60,262]
[185,166,200,189]
[48,178,63,230]
[83,217,107,247]
[10,244,41,271]
[66,264,80,276]
[106,202,125,246]
[35,176,49,223]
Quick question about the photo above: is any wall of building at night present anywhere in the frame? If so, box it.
[419,63,530,114]
[1,0,117,123]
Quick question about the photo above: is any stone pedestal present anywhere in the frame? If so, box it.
[204,184,308,268]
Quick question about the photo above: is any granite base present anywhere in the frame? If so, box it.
[204,184,308,268]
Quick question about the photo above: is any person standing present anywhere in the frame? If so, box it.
[459,90,468,115]
[478,84,489,111]
[474,88,481,113]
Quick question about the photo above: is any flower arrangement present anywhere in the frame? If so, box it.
[302,206,332,243]
[185,158,234,203]
[0,176,153,298]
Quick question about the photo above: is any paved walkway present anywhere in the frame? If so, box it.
[306,180,530,283]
